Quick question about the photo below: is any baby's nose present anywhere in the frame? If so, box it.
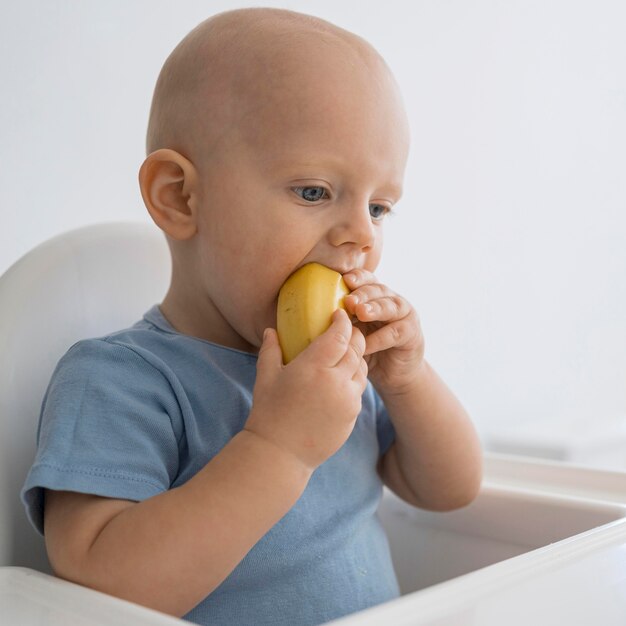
[327,202,376,251]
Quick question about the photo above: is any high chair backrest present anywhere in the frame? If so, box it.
[0,222,170,571]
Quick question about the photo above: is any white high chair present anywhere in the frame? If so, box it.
[0,222,170,572]
[1,223,626,626]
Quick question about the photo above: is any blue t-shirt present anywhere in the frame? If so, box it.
[22,305,399,625]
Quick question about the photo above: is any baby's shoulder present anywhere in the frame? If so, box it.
[57,308,256,395]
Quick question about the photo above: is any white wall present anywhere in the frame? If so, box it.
[2,0,625,442]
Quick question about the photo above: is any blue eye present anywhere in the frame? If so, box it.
[293,186,328,202]
[369,204,389,220]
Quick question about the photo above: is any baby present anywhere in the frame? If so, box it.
[22,8,482,626]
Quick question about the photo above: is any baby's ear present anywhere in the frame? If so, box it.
[139,149,199,240]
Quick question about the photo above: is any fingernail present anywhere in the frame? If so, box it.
[344,273,357,283]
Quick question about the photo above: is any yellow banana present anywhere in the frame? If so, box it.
[277,263,350,363]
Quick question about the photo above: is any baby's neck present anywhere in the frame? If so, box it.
[159,288,257,354]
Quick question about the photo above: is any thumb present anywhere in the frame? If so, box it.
[305,308,352,367]
[257,328,283,372]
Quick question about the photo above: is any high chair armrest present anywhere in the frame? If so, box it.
[0,567,185,626]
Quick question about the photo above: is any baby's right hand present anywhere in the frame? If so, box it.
[245,308,368,470]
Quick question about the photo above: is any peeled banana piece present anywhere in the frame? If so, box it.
[277,263,350,363]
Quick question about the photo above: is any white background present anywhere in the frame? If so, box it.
[1,0,625,445]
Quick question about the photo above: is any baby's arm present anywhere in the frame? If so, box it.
[377,362,483,511]
[44,310,367,617]
[44,432,308,615]
[342,270,482,511]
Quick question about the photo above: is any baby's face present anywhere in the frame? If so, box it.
[189,48,409,352]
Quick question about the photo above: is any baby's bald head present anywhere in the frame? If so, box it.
[145,8,401,163]
[140,8,409,350]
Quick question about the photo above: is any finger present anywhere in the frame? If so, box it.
[352,353,368,385]
[344,283,387,314]
[343,282,406,320]
[363,320,411,355]
[350,358,369,400]
[257,328,283,375]
[342,269,379,291]
[304,308,353,367]
[353,295,412,323]
[336,325,366,375]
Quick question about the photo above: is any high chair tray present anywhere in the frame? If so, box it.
[330,516,626,625]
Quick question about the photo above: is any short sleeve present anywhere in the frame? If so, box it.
[21,338,183,535]
[372,386,396,456]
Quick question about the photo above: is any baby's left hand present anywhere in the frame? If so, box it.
[343,269,425,395]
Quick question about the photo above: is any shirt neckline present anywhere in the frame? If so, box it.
[143,304,259,360]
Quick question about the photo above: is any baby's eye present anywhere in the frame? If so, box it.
[369,203,389,220]
[293,186,329,202]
